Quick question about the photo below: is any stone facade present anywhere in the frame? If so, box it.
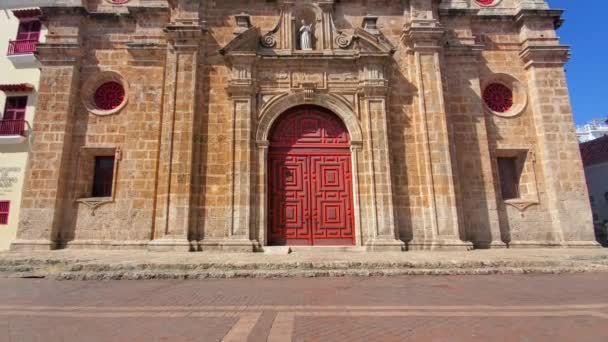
[8,0,599,252]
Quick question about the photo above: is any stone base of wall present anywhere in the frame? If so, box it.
[66,240,150,250]
[365,238,406,252]
[148,239,194,252]
[199,239,259,253]
[407,239,474,251]
[10,239,57,251]
[508,241,602,249]
[473,241,508,249]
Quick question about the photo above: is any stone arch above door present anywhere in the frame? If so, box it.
[256,92,363,145]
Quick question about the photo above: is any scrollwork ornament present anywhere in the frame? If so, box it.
[335,33,352,49]
[261,33,277,48]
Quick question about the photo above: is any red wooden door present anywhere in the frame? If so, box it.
[268,107,355,246]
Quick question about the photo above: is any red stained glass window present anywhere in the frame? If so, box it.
[483,83,513,113]
[0,201,9,225]
[94,82,125,111]
[476,0,495,5]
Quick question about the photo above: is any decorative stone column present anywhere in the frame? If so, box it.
[516,10,598,247]
[149,22,202,251]
[358,60,405,252]
[402,11,473,250]
[11,9,84,251]
[200,56,257,252]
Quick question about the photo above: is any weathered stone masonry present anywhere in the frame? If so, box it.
[11,0,598,252]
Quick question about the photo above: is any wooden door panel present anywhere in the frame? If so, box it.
[310,155,354,245]
[268,154,311,245]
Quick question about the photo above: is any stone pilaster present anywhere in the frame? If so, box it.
[149,19,202,251]
[443,25,506,249]
[358,61,405,252]
[402,14,473,250]
[516,11,598,248]
[200,57,257,252]
[11,9,84,251]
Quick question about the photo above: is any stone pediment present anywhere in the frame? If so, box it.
[219,26,261,57]
[220,9,394,59]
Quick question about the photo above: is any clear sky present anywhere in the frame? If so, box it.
[548,0,608,125]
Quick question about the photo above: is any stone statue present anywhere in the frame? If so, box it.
[299,19,312,50]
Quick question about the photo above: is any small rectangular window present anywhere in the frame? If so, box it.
[0,201,9,225]
[92,156,115,197]
[498,157,520,200]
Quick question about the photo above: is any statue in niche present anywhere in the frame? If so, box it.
[299,19,313,50]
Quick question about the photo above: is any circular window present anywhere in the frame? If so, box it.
[483,83,513,113]
[475,0,501,7]
[82,71,129,116]
[482,74,527,118]
[94,82,125,111]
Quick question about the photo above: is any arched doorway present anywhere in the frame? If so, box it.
[268,106,355,246]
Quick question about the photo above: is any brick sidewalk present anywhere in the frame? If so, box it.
[1,248,608,279]
[2,274,608,341]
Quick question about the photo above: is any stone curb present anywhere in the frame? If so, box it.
[2,256,608,280]
[4,266,608,280]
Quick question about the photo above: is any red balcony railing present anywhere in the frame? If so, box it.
[0,120,26,136]
[7,39,37,55]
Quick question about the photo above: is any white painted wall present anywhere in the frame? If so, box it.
[0,9,46,250]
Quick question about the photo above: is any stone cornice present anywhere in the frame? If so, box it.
[519,44,570,69]
[515,8,564,29]
[444,43,485,58]
[227,81,256,98]
[35,43,83,66]
[164,23,204,50]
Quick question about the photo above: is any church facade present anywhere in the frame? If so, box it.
[9,0,599,252]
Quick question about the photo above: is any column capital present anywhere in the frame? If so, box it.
[227,58,257,98]
[164,23,204,51]
[402,23,445,52]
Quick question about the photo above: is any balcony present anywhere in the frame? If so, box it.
[6,40,38,66]
[7,39,37,55]
[0,120,28,144]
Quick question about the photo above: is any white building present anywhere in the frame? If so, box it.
[580,135,608,226]
[576,118,608,143]
[0,7,46,250]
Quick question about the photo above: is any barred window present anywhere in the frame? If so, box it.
[497,157,520,200]
[92,156,115,197]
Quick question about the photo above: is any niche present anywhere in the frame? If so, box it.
[294,6,317,50]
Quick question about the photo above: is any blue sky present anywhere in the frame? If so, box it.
[548,0,608,125]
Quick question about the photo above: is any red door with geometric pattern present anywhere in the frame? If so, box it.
[268,106,355,246]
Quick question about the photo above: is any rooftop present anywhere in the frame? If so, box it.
[580,134,608,167]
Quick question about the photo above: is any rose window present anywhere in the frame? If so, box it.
[94,82,125,111]
[476,0,495,5]
[483,83,513,113]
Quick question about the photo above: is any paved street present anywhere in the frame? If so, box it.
[1,274,608,341]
